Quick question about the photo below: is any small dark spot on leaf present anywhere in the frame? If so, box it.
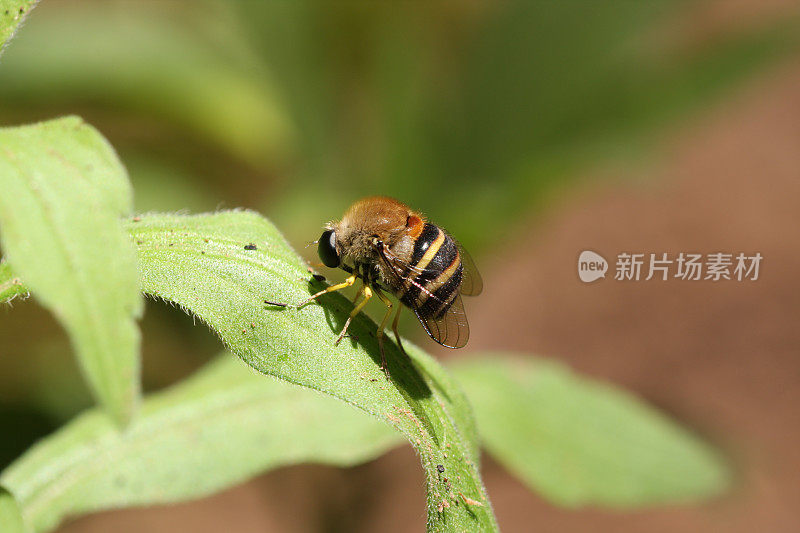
[169,243,174,246]
[201,250,206,254]
[203,238,209,243]
[241,328,247,334]
[436,464,445,473]
[312,274,326,282]
[19,7,25,14]
[250,322,256,328]
[244,243,257,251]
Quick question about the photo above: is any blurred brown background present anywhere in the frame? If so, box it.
[1,0,799,531]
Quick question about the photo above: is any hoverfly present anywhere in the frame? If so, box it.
[267,196,482,375]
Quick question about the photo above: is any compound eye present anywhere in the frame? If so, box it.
[317,229,340,268]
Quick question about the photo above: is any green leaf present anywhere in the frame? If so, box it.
[128,211,497,532]
[0,116,142,425]
[0,259,27,304]
[0,354,403,533]
[0,0,36,55]
[0,487,26,533]
[451,355,731,508]
[0,2,292,167]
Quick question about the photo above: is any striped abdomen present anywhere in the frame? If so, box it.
[398,223,463,319]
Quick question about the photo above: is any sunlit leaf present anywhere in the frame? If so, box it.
[0,116,142,425]
[451,355,731,508]
[127,210,496,532]
[0,354,403,533]
[0,0,36,55]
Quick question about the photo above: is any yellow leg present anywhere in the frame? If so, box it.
[334,284,372,345]
[264,273,357,309]
[350,280,366,309]
[375,290,394,375]
[391,304,409,359]
[299,273,357,308]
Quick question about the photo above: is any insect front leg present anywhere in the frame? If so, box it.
[264,273,357,309]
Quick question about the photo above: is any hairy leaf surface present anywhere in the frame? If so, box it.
[127,211,496,532]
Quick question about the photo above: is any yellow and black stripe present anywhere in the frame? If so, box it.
[399,223,463,319]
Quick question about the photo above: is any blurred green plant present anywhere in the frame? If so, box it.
[237,0,800,248]
[0,354,403,533]
[451,357,729,508]
[0,115,731,532]
[0,3,745,532]
[2,1,797,252]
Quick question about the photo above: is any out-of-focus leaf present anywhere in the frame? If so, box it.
[127,211,496,532]
[0,2,293,168]
[0,354,403,533]
[441,3,800,248]
[0,116,142,425]
[0,0,36,55]
[125,153,221,213]
[244,1,798,251]
[0,486,26,533]
[451,355,731,508]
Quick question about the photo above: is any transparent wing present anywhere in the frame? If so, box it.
[414,292,470,348]
[456,241,482,296]
[377,243,414,289]
[378,243,471,348]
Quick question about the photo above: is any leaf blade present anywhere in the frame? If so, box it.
[0,0,36,55]
[0,116,142,425]
[128,211,498,532]
[0,354,403,533]
[451,355,731,508]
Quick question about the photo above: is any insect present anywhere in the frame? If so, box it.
[267,196,482,375]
